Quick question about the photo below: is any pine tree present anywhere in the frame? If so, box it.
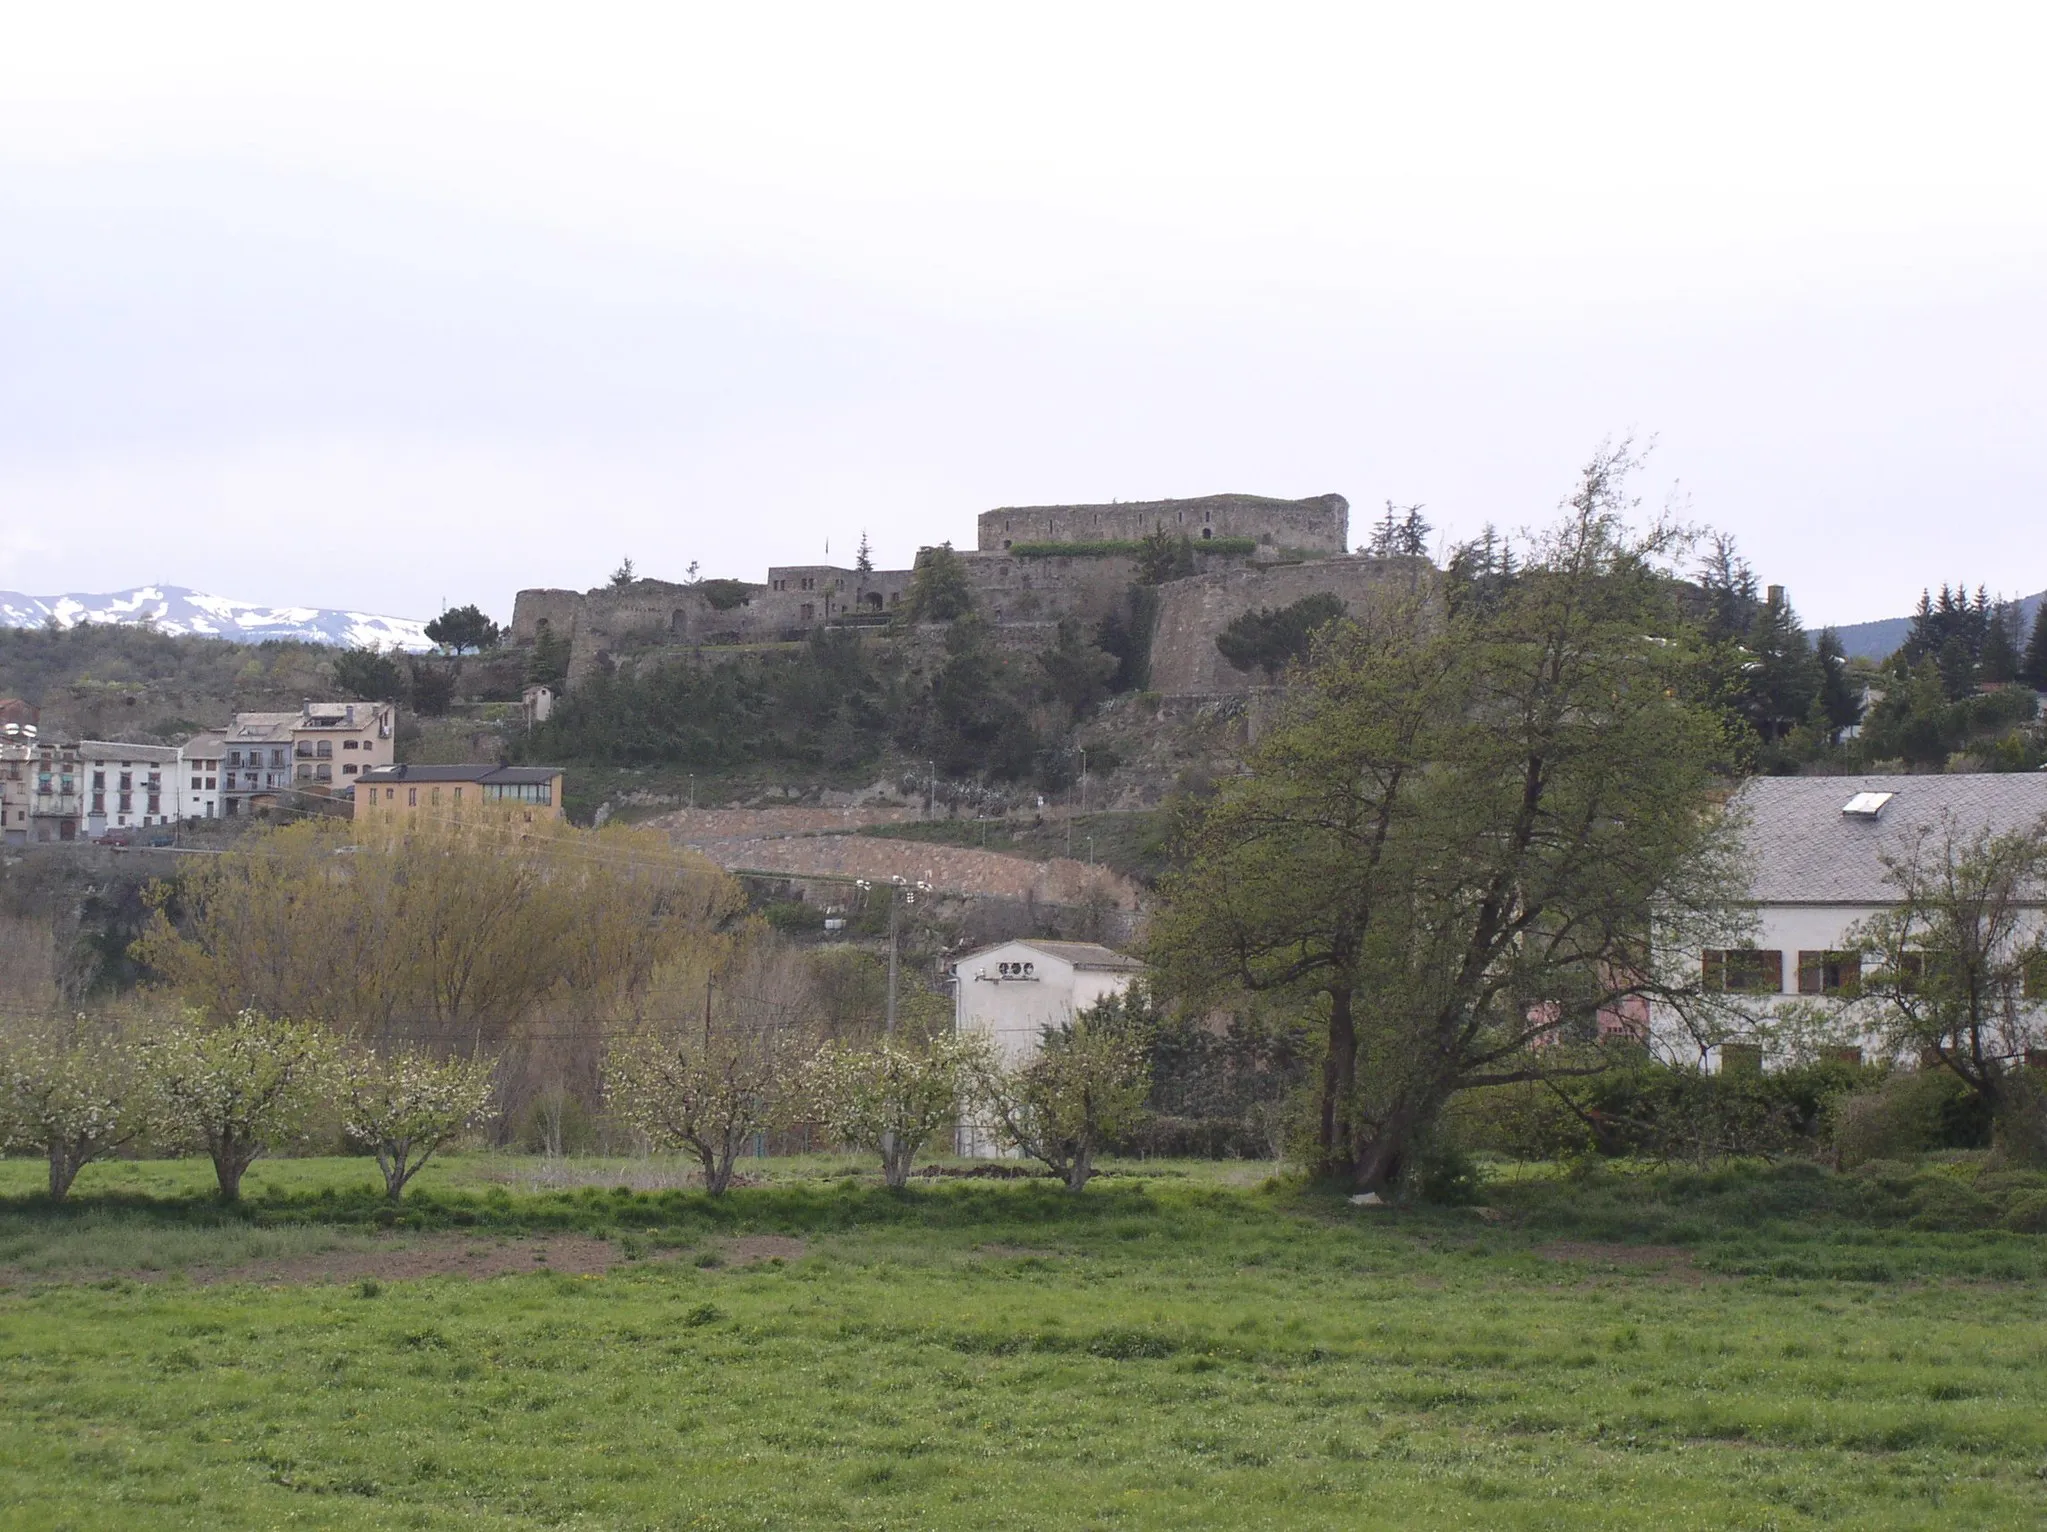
[1981,601,2022,684]
[2023,600,2047,689]
[1696,534,1758,645]
[855,531,874,575]
[1814,628,1859,737]
[1744,587,1819,741]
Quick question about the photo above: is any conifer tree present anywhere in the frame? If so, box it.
[1981,601,2022,684]
[2021,601,2047,690]
[1814,628,1860,737]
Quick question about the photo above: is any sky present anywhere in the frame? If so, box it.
[2,3,2044,628]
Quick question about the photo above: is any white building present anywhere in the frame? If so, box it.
[951,938,1145,1156]
[76,742,180,837]
[1652,774,2047,1068]
[179,730,228,821]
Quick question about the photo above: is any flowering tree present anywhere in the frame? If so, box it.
[341,1047,499,1202]
[966,1009,1149,1192]
[809,1032,986,1188]
[606,1023,811,1195]
[0,1015,153,1200]
[150,1013,338,1201]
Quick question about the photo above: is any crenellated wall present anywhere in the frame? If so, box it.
[977,493,1349,556]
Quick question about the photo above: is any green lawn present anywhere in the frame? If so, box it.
[4,1154,2046,1529]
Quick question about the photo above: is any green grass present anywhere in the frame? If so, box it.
[4,1155,2047,1528]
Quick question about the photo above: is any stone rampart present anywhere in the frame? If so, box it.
[1148,556,1433,696]
[977,493,1348,556]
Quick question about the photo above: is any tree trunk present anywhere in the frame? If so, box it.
[1317,986,1358,1176]
[882,1135,915,1189]
[703,1147,734,1196]
[48,1139,88,1201]
[211,1132,261,1202]
[1351,1102,1421,1195]
[1064,1143,1094,1193]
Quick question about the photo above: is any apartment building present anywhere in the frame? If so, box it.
[221,701,395,815]
[0,733,84,845]
[77,741,179,837]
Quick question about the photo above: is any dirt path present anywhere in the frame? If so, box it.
[0,1233,810,1287]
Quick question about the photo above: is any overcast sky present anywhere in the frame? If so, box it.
[3,3,2043,627]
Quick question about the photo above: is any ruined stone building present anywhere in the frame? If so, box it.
[509,491,1425,696]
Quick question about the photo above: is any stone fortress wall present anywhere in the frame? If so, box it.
[977,493,1349,555]
[510,491,1410,695]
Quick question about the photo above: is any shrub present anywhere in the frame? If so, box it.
[1833,1069,1993,1167]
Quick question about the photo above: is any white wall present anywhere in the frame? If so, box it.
[1654,902,2047,1068]
[953,940,1139,1155]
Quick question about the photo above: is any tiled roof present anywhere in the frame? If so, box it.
[1012,939,1146,972]
[1733,773,2047,904]
[356,763,561,785]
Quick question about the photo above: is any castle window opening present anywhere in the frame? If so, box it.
[1201,527,1212,539]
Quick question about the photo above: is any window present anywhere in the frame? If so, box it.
[1797,951,1861,997]
[147,793,161,813]
[1719,1042,1765,1076]
[1702,949,1783,994]
[118,792,132,813]
[314,765,331,782]
[799,603,815,620]
[344,739,359,750]
[342,763,356,775]
[407,788,418,806]
[191,777,202,791]
[453,786,463,802]
[316,740,332,758]
[92,771,105,791]
[91,792,105,813]
[431,786,441,804]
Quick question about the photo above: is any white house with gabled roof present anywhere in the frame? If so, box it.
[1652,773,2047,1069]
[950,938,1146,1156]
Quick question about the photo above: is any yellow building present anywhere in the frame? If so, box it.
[353,763,566,821]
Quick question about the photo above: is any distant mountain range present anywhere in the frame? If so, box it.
[0,585,433,652]
[1822,590,2045,662]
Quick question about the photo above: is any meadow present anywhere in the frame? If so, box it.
[4,1153,2046,1530]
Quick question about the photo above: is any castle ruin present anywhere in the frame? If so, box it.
[510,491,1422,696]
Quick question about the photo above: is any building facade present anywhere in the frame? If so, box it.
[354,762,565,820]
[222,702,395,814]
[0,736,84,844]
[77,742,179,837]
[1651,774,2047,1069]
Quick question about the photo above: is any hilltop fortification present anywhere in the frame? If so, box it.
[510,491,1406,695]
[978,492,1348,554]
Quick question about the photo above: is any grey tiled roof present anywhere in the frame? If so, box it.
[356,763,562,785]
[1013,940,1146,972]
[1733,773,2047,904]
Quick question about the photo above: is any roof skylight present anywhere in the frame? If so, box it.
[1841,791,1895,818]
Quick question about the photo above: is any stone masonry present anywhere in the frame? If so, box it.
[977,493,1348,555]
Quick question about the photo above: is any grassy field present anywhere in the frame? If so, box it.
[4,1153,2047,1529]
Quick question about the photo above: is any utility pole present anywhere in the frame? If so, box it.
[886,881,900,1035]
[926,761,936,820]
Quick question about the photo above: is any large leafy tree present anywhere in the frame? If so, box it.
[1150,447,1740,1190]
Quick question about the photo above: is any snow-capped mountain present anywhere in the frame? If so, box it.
[0,585,433,651]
